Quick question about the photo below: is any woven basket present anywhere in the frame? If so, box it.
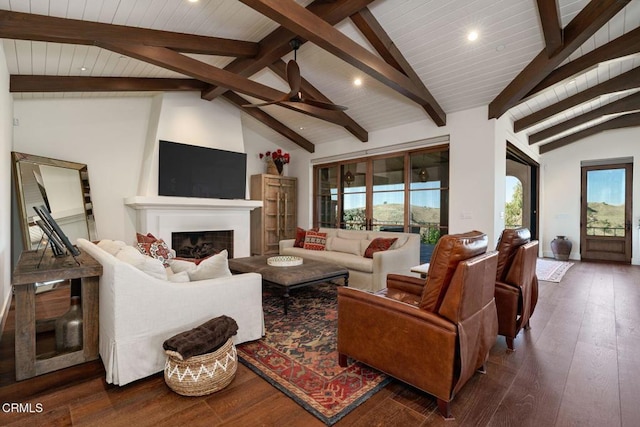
[164,338,237,396]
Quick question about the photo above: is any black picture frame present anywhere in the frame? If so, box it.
[33,205,81,257]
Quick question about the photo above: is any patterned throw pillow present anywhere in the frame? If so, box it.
[136,233,175,266]
[303,230,327,251]
[364,237,398,258]
[294,227,318,248]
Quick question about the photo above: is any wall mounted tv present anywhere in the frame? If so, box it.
[158,140,247,199]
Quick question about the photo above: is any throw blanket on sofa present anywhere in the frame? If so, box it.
[163,315,238,360]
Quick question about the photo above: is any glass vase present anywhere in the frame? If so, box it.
[55,296,83,353]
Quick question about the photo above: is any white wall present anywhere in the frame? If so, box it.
[0,43,13,329]
[296,106,505,244]
[448,106,500,243]
[12,93,254,244]
[13,97,154,243]
[241,122,292,181]
[137,92,246,197]
[541,127,640,264]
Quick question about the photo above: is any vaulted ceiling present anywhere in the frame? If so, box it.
[2,0,639,154]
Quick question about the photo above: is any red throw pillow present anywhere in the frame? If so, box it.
[136,232,158,244]
[364,237,398,258]
[303,230,327,251]
[294,227,318,248]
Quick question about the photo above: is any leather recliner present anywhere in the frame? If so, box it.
[337,231,498,419]
[494,228,539,350]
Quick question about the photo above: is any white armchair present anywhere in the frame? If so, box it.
[76,238,264,386]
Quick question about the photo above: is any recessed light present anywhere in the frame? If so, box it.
[496,44,505,52]
[353,78,362,86]
[79,67,88,71]
[467,31,479,42]
[299,127,305,130]
[188,0,198,3]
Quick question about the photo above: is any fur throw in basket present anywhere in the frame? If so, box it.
[163,315,238,360]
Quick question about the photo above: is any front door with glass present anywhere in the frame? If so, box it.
[580,163,632,263]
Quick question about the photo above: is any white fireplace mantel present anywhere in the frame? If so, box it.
[124,196,263,258]
[124,196,262,211]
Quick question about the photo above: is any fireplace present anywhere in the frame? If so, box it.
[124,196,262,259]
[172,230,234,259]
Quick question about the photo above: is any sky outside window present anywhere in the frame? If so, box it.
[587,169,625,205]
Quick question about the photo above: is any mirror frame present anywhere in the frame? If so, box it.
[12,151,97,250]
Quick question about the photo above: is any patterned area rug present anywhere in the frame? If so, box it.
[237,283,390,426]
[536,258,574,282]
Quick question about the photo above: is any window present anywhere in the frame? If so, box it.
[313,145,449,262]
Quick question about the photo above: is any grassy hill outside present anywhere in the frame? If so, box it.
[344,203,442,243]
[587,201,625,236]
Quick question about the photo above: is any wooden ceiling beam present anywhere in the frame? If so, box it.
[9,73,316,152]
[9,75,208,92]
[239,0,446,126]
[514,66,640,132]
[0,10,257,57]
[529,92,640,144]
[526,27,640,98]
[349,7,445,125]
[488,0,630,119]
[536,0,563,57]
[268,60,368,142]
[222,92,315,153]
[97,42,349,128]
[201,0,375,100]
[539,112,640,153]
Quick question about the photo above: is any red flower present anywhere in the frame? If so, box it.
[260,148,291,166]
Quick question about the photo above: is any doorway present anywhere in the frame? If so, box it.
[580,160,633,263]
[506,143,539,238]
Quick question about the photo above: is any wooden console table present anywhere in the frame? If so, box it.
[11,249,102,381]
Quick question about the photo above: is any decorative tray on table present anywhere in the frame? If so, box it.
[267,256,303,267]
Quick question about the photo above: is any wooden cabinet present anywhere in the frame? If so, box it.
[250,174,297,255]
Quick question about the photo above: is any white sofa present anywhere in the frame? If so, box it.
[279,228,420,292]
[76,238,264,386]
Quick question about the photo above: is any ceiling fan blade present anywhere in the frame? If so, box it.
[286,60,301,97]
[241,100,280,108]
[303,98,348,111]
[280,100,344,118]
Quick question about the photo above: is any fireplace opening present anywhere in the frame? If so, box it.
[172,230,234,259]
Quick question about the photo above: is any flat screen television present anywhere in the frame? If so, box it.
[158,140,247,199]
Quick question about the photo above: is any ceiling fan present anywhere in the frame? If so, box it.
[243,39,348,111]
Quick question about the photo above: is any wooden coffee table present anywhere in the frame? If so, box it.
[228,256,349,314]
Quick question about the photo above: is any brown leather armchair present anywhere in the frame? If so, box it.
[494,228,539,350]
[337,231,498,419]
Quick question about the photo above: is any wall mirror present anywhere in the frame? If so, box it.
[12,152,97,251]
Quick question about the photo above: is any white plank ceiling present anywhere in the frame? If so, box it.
[2,0,639,149]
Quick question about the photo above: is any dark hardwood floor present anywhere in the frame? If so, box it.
[1,261,639,426]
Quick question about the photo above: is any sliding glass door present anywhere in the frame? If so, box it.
[313,145,449,262]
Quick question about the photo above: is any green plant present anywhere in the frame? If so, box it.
[420,227,440,244]
[504,181,523,228]
[343,208,366,230]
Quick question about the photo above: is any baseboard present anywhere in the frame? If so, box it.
[0,290,12,344]
[542,250,580,260]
